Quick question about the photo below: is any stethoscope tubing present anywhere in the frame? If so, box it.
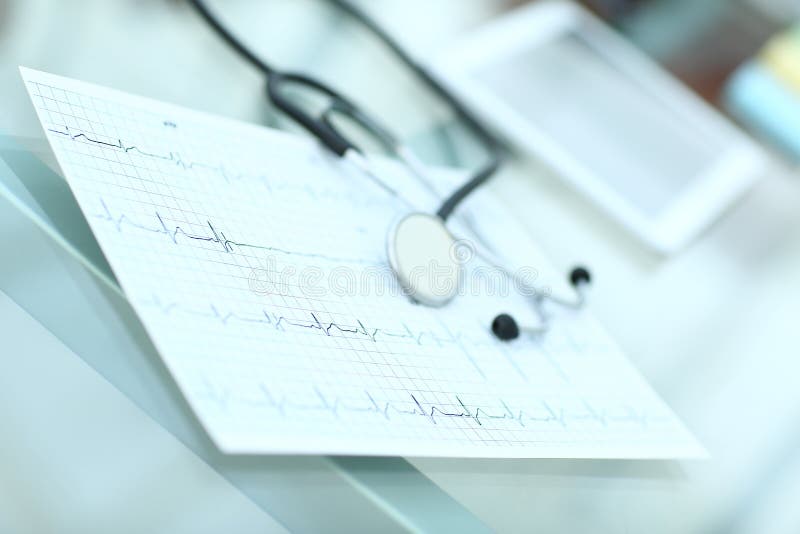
[186,0,591,341]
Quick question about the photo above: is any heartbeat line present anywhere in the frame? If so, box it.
[46,125,391,208]
[198,381,657,430]
[143,297,570,384]
[48,124,270,178]
[94,199,380,265]
[144,295,472,347]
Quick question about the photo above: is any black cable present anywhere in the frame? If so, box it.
[186,0,275,76]
[436,154,501,220]
[326,0,505,220]
[187,0,504,220]
[325,0,499,150]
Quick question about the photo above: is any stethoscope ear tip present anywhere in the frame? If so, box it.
[569,266,592,287]
[492,267,591,342]
[491,313,520,341]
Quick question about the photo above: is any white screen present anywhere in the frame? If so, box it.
[473,32,727,216]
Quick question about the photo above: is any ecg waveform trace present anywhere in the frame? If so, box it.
[22,68,704,458]
[147,295,455,346]
[199,381,657,430]
[94,198,381,265]
[142,294,508,384]
[47,125,390,208]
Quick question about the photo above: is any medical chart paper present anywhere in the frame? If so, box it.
[21,67,704,458]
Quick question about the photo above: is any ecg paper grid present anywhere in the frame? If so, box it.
[22,67,704,458]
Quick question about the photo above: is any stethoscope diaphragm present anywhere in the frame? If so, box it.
[387,212,461,307]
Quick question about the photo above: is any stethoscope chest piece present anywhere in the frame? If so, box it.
[388,212,461,307]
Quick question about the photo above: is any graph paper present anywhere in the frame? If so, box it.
[21,67,703,458]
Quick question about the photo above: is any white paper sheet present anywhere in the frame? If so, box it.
[21,67,704,458]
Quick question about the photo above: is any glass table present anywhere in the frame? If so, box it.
[3,1,800,533]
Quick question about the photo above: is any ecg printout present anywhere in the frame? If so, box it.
[22,68,703,458]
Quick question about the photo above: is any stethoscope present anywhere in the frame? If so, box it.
[188,0,592,341]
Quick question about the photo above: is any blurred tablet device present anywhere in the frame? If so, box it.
[431,0,769,253]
